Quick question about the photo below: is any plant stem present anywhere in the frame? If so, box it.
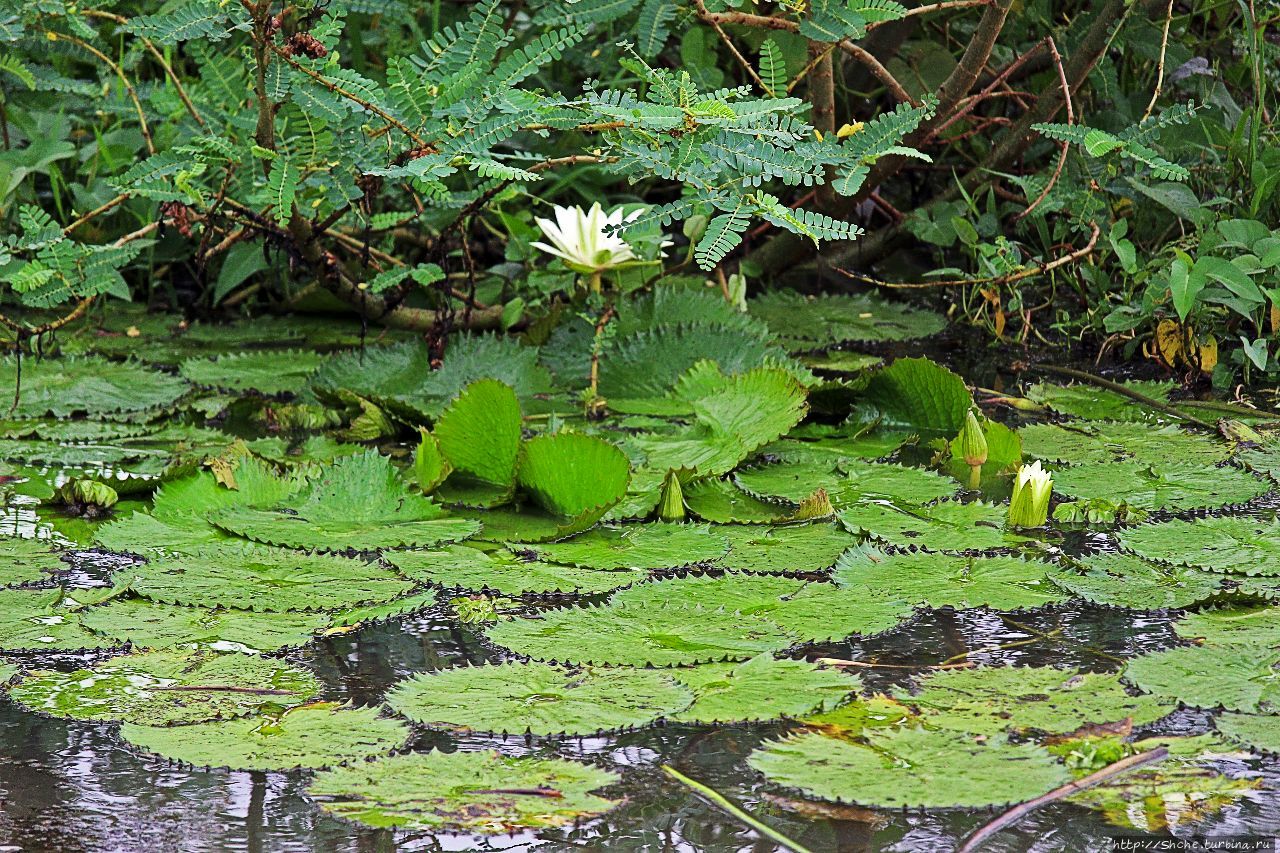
[662,766,817,853]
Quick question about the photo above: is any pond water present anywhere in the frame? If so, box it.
[3,315,1280,852]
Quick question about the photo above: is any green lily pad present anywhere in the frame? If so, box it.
[0,588,116,651]
[307,750,620,832]
[838,500,1017,552]
[0,537,67,586]
[178,350,324,395]
[749,291,946,350]
[1174,605,1280,646]
[683,478,789,524]
[1052,461,1268,512]
[1027,380,1177,422]
[0,356,190,418]
[78,597,329,652]
[735,459,954,508]
[484,601,797,667]
[386,662,692,735]
[1057,551,1227,610]
[121,703,409,770]
[210,451,481,551]
[749,728,1070,808]
[669,655,859,723]
[117,543,414,612]
[1119,516,1280,575]
[1124,643,1280,714]
[718,523,856,574]
[833,548,1066,611]
[384,545,642,596]
[519,523,729,570]
[1214,712,1280,754]
[611,574,914,641]
[896,666,1175,736]
[1020,421,1230,466]
[8,649,320,725]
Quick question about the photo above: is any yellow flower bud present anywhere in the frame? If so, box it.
[1008,461,1053,529]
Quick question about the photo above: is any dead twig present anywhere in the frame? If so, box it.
[957,747,1170,853]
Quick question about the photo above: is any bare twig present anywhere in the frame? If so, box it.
[1021,362,1215,430]
[1142,0,1176,119]
[1018,37,1072,219]
[835,220,1100,289]
[957,748,1170,853]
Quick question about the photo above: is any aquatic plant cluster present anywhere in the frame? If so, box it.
[3,287,1280,845]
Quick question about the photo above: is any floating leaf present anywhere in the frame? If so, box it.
[718,523,856,574]
[683,478,789,524]
[749,292,945,351]
[749,728,1070,808]
[178,350,324,395]
[0,356,189,418]
[0,589,114,651]
[122,703,409,770]
[1027,380,1176,422]
[838,500,1017,552]
[1057,551,1226,610]
[1052,461,1267,512]
[385,545,641,596]
[118,543,414,612]
[78,597,327,652]
[1020,421,1230,466]
[834,548,1066,611]
[386,662,692,735]
[735,459,954,508]
[0,537,66,587]
[8,649,319,725]
[670,655,858,723]
[1124,643,1280,713]
[307,750,620,832]
[611,574,914,641]
[520,523,728,570]
[1174,605,1280,646]
[1119,516,1280,575]
[485,601,796,666]
[896,667,1174,736]
[1214,712,1280,754]
[210,451,480,551]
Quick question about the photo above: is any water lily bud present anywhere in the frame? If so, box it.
[957,410,988,467]
[657,470,686,522]
[1007,461,1052,529]
[57,479,118,516]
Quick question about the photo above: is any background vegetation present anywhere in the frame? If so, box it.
[0,0,1274,385]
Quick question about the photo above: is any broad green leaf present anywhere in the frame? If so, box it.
[670,655,858,723]
[307,751,620,832]
[434,379,523,490]
[861,357,971,434]
[386,662,692,734]
[8,649,319,725]
[209,450,481,551]
[749,728,1070,808]
[121,704,409,770]
[485,600,797,666]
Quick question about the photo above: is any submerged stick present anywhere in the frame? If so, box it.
[956,746,1169,853]
[662,765,817,853]
[1021,363,1214,430]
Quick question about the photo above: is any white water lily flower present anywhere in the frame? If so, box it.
[1008,460,1053,529]
[531,203,645,274]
